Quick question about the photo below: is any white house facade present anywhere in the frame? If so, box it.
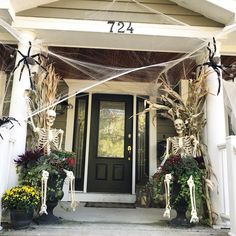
[0,0,236,234]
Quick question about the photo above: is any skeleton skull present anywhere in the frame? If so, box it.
[174,118,185,136]
[46,109,56,128]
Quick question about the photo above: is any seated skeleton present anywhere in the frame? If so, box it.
[159,118,198,170]
[160,118,200,223]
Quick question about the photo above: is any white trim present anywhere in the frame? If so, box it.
[83,92,92,193]
[149,96,157,177]
[13,16,223,39]
[0,71,7,116]
[11,0,58,13]
[76,192,136,203]
[64,86,76,151]
[63,79,151,96]
[132,95,137,195]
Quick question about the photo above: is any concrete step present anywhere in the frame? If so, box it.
[0,221,228,236]
[0,203,229,236]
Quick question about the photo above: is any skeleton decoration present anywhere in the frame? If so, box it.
[170,119,198,157]
[39,170,49,215]
[187,175,199,223]
[64,169,78,211]
[159,118,198,171]
[30,109,64,155]
[163,173,172,218]
[141,69,213,224]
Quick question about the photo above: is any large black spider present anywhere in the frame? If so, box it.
[0,117,20,139]
[10,41,48,90]
[195,37,235,95]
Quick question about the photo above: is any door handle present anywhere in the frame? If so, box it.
[127,146,132,154]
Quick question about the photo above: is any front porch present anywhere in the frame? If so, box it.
[0,202,229,236]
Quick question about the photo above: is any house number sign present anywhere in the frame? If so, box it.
[107,21,134,34]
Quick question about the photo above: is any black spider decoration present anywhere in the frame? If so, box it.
[195,37,235,95]
[0,117,20,140]
[10,41,48,90]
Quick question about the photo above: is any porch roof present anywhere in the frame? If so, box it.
[0,0,236,54]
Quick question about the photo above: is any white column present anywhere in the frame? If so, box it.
[0,128,12,230]
[132,95,137,194]
[8,31,36,187]
[205,42,227,225]
[226,136,236,236]
[64,84,76,152]
[83,92,92,192]
[149,96,157,177]
[0,71,7,116]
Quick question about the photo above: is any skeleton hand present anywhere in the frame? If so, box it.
[157,166,162,174]
[191,135,199,157]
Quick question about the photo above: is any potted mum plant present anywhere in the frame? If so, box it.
[14,149,76,224]
[2,185,40,229]
[153,155,203,227]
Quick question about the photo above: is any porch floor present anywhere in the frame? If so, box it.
[0,202,229,236]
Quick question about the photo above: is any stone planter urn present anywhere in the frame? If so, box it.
[36,174,65,224]
[169,181,192,227]
[10,209,34,229]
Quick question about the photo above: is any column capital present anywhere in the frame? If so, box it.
[18,30,36,46]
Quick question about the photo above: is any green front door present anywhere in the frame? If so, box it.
[87,94,133,193]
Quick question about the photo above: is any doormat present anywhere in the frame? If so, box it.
[84,202,136,209]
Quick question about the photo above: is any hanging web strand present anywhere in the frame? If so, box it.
[27,51,202,120]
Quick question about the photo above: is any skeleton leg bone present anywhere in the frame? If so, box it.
[187,175,199,223]
[163,173,172,218]
[64,169,78,211]
[39,170,49,215]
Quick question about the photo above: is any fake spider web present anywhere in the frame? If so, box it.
[0,0,236,131]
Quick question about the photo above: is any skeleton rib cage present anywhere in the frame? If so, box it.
[36,127,63,155]
[170,136,194,157]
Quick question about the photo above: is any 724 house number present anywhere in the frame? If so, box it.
[107,21,134,34]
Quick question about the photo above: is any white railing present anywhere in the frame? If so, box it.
[226,136,236,236]
[217,143,230,224]
[0,128,14,230]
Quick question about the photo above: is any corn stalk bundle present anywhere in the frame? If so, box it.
[26,59,60,128]
[144,71,216,225]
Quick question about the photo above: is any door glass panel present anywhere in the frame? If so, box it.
[74,99,86,179]
[97,101,125,158]
[136,99,149,183]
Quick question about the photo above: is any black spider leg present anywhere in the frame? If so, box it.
[31,54,49,79]
[11,57,25,76]
[214,67,221,95]
[27,41,32,57]
[12,118,21,126]
[212,37,216,54]
[7,117,21,128]
[0,132,3,140]
[19,63,25,82]
[7,120,14,129]
[31,54,48,73]
[194,63,209,79]
[25,62,34,90]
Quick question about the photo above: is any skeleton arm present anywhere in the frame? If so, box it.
[157,137,171,173]
[24,90,38,132]
[58,129,64,150]
[190,135,199,157]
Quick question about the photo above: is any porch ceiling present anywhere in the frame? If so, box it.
[1,0,236,54]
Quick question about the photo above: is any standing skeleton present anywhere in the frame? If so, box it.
[29,109,64,155]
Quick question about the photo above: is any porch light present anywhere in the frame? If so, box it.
[56,100,73,115]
